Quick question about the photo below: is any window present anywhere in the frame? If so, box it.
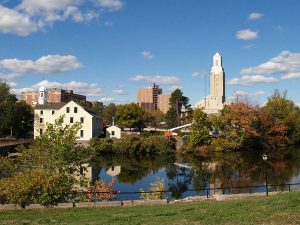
[70,117,74,123]
[74,107,78,113]
[40,110,43,115]
[80,130,84,138]
[80,117,84,123]
[40,129,43,135]
[66,107,70,113]
[40,118,43,123]
[52,110,55,115]
[112,131,115,136]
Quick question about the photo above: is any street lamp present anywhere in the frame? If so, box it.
[262,154,268,196]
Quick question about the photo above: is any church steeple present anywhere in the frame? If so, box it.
[38,86,47,105]
[210,52,225,102]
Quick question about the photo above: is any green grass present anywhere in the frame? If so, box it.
[1,191,300,225]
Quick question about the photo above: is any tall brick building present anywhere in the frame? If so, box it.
[137,83,162,112]
[137,83,171,113]
[21,88,86,106]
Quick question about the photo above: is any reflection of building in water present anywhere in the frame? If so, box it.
[196,52,225,114]
[106,166,121,177]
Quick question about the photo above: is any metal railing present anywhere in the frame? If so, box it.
[82,182,300,201]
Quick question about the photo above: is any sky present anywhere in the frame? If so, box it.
[0,0,300,106]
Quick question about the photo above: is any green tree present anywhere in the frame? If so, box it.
[169,89,190,126]
[165,108,178,128]
[189,109,211,147]
[115,103,146,131]
[0,82,33,137]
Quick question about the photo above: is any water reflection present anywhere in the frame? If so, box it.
[87,147,300,200]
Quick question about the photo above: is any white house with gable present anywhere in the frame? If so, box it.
[34,86,102,141]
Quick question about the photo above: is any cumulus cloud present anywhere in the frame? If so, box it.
[113,89,129,95]
[229,51,300,86]
[248,12,264,20]
[96,0,124,11]
[281,72,300,80]
[0,55,81,79]
[236,29,258,40]
[241,51,300,76]
[141,51,154,60]
[0,5,38,36]
[0,0,123,36]
[227,75,278,86]
[129,75,181,85]
[30,80,103,97]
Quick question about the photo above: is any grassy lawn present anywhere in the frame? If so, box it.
[1,191,300,225]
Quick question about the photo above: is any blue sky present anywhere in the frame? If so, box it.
[0,0,300,106]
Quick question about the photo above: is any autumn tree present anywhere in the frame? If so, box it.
[263,90,300,144]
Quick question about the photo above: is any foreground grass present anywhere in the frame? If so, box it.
[1,191,300,225]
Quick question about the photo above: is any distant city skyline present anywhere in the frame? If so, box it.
[0,0,300,106]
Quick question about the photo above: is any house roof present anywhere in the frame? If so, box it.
[34,102,67,110]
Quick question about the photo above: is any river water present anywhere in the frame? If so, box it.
[87,147,300,200]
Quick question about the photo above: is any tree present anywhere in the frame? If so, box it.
[103,103,117,126]
[115,103,147,131]
[189,109,211,147]
[0,82,33,137]
[263,90,300,145]
[169,89,191,126]
[0,116,92,206]
[165,108,178,128]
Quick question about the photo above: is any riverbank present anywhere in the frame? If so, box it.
[0,190,299,225]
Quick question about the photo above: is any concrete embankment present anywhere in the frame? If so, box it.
[0,191,283,211]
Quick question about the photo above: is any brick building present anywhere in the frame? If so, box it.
[21,88,86,106]
[137,83,162,112]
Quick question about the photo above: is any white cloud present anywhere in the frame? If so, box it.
[281,72,300,80]
[236,29,258,40]
[227,90,265,102]
[243,44,255,49]
[248,12,264,20]
[227,75,278,86]
[129,75,181,85]
[99,97,115,102]
[241,51,300,76]
[113,89,129,95]
[192,71,207,77]
[141,51,154,60]
[0,5,38,36]
[31,80,103,97]
[0,0,122,36]
[167,85,183,92]
[96,0,124,11]
[0,55,81,79]
[234,90,265,97]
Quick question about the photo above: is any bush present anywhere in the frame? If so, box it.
[0,170,75,207]
[91,135,176,155]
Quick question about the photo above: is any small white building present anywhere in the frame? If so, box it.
[106,125,121,139]
[34,87,102,141]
